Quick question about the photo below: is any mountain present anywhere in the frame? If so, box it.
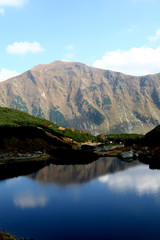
[0,61,160,134]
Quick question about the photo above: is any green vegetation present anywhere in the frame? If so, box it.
[134,111,159,125]
[32,104,45,118]
[103,133,144,145]
[103,97,111,105]
[0,107,145,147]
[49,107,67,127]
[11,95,28,113]
[95,95,112,110]
[0,107,98,143]
[151,88,160,110]
[61,127,97,142]
[80,100,105,125]
[103,96,112,110]
[87,104,105,125]
[102,94,112,110]
[95,98,101,107]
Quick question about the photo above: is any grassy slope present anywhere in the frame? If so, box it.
[0,107,97,143]
[0,107,144,145]
[105,133,144,145]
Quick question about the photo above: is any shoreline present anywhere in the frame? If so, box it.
[0,143,160,180]
[0,232,18,240]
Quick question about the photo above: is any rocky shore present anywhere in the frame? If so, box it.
[0,231,34,240]
[0,151,46,162]
[0,232,19,240]
[95,144,160,169]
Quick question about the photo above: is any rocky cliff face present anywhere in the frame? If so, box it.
[0,61,160,134]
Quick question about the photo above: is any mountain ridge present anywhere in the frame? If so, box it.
[0,61,160,134]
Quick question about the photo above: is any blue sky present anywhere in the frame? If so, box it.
[1,0,160,81]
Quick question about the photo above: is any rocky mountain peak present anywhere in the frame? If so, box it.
[0,61,160,135]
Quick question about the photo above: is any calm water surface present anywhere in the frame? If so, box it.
[0,157,160,240]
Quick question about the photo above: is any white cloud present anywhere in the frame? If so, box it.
[0,68,20,82]
[0,7,4,14]
[0,0,28,7]
[14,191,48,209]
[127,25,137,33]
[132,0,156,2]
[65,45,74,50]
[6,41,44,55]
[99,165,160,195]
[149,29,160,43]
[64,53,75,59]
[63,44,75,60]
[0,0,28,13]
[61,59,72,62]
[93,47,160,76]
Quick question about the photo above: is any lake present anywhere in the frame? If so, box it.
[0,157,160,240]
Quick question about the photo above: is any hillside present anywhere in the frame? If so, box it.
[0,61,160,134]
[0,107,100,163]
[0,107,97,143]
[1,107,160,171]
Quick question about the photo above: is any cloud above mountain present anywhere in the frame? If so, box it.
[0,0,28,7]
[0,68,20,82]
[0,0,28,13]
[6,41,44,55]
[93,46,160,76]
[149,29,160,43]
[0,7,4,14]
[132,0,156,2]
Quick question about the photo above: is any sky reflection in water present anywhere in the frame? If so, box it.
[0,157,160,240]
[99,165,160,195]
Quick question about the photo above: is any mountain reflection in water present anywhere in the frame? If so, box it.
[28,157,160,196]
[29,157,141,185]
[1,157,160,240]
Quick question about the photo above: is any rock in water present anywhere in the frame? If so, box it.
[120,150,134,159]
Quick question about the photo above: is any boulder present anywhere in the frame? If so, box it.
[119,150,134,159]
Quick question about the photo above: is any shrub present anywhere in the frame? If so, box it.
[99,133,105,140]
[70,127,74,132]
[81,128,85,133]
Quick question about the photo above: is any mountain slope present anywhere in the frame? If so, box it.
[0,107,97,145]
[0,61,160,134]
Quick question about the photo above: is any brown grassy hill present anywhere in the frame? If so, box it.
[0,61,160,134]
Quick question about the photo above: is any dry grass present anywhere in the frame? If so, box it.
[0,232,17,240]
